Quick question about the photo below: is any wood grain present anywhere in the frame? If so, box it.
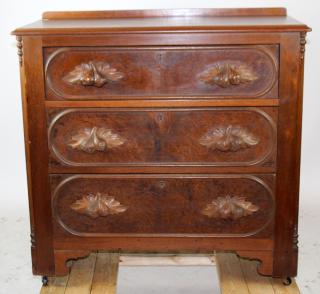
[40,276,69,294]
[90,253,119,294]
[44,46,278,100]
[48,107,277,170]
[240,259,275,293]
[119,254,215,266]
[45,99,279,108]
[271,278,301,294]
[64,253,97,294]
[51,174,275,238]
[13,8,310,280]
[216,253,250,294]
[21,36,55,275]
[273,33,302,278]
[42,8,288,20]
[39,252,302,293]
[12,8,311,36]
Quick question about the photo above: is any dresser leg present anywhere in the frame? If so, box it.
[42,276,49,286]
[54,249,91,276]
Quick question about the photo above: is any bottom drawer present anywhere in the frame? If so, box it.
[51,174,275,238]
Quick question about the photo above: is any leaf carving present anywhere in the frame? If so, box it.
[199,125,259,152]
[70,193,128,218]
[64,61,123,87]
[68,127,125,153]
[199,63,258,88]
[202,196,259,220]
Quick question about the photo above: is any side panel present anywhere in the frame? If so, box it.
[20,36,55,275]
[273,32,305,278]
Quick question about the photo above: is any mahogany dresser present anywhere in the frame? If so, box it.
[12,8,311,282]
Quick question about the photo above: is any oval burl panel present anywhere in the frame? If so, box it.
[51,174,275,237]
[44,45,278,100]
[48,107,277,168]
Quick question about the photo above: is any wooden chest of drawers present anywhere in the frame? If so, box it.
[12,8,311,279]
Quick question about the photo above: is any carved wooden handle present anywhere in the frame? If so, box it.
[199,125,259,152]
[70,193,128,219]
[64,61,124,87]
[199,63,258,88]
[68,127,126,153]
[201,195,259,220]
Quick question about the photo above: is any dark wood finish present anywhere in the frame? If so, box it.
[54,236,273,252]
[45,98,279,108]
[236,250,274,276]
[17,37,55,275]
[12,8,310,36]
[48,107,277,169]
[54,250,90,276]
[273,33,305,278]
[44,46,278,100]
[12,8,311,279]
[50,174,274,237]
[42,8,288,20]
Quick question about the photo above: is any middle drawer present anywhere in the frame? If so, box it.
[48,107,277,171]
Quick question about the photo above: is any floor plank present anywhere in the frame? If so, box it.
[216,253,250,294]
[120,254,215,266]
[239,258,275,294]
[40,276,69,294]
[90,253,119,294]
[64,253,97,294]
[39,252,303,294]
[271,278,301,294]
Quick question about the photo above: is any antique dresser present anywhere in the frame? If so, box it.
[12,8,311,282]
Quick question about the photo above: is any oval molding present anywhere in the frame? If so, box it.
[48,107,276,168]
[45,46,278,100]
[52,174,275,238]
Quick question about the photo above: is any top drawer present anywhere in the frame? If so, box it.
[44,45,279,100]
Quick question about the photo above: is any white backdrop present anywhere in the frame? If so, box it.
[0,1,319,293]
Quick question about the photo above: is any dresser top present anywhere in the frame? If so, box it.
[12,8,311,36]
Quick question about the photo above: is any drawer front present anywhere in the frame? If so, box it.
[48,107,277,168]
[51,174,275,237]
[44,46,278,100]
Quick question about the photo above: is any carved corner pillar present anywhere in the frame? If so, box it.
[300,32,307,60]
[293,224,299,251]
[30,228,36,248]
[16,36,23,66]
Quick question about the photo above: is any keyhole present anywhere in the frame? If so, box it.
[158,181,166,189]
[156,113,164,122]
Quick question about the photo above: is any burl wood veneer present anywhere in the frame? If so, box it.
[12,8,311,279]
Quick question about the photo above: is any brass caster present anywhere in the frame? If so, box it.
[42,276,49,287]
[283,277,292,286]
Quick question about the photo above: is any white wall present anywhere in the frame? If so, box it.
[0,0,319,210]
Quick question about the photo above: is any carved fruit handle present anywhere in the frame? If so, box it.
[64,61,124,87]
[70,193,128,219]
[68,127,126,154]
[199,63,258,88]
[201,195,259,220]
[199,125,259,152]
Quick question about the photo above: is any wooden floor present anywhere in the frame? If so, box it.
[40,253,301,294]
